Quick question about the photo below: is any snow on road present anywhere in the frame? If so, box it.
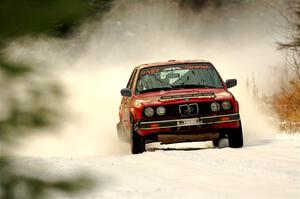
[17,134,300,199]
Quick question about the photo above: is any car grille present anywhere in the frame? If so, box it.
[143,102,220,119]
[165,102,212,118]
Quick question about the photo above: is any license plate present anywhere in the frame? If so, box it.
[177,118,200,126]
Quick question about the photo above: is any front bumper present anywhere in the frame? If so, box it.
[137,113,240,130]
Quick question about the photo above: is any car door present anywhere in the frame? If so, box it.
[120,68,137,132]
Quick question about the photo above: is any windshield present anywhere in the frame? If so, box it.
[136,63,224,94]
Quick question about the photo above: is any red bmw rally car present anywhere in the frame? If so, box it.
[117,60,243,154]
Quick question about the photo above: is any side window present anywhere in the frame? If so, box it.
[126,69,137,89]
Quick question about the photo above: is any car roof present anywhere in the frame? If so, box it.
[135,60,212,69]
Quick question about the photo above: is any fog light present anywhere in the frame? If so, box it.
[144,107,154,117]
[156,106,166,116]
[220,116,230,121]
[222,101,232,110]
[211,102,220,112]
[150,123,160,128]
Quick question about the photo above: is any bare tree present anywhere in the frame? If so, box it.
[277,0,300,80]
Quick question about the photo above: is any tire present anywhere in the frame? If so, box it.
[212,139,219,147]
[130,118,145,154]
[228,123,243,148]
[212,132,226,147]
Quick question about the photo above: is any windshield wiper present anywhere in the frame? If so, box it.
[139,86,173,94]
[139,84,218,94]
[179,84,217,88]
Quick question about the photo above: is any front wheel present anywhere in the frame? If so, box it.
[212,132,226,147]
[228,123,243,148]
[212,139,220,147]
[130,120,145,154]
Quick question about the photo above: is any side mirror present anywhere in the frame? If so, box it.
[225,79,237,88]
[121,88,132,97]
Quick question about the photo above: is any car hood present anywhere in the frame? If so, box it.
[133,88,234,107]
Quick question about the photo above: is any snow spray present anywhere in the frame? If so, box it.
[6,0,285,156]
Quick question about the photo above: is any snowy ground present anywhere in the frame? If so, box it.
[16,134,300,199]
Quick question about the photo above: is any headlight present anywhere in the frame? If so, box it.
[222,101,232,110]
[156,106,166,116]
[211,102,220,112]
[144,107,154,117]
